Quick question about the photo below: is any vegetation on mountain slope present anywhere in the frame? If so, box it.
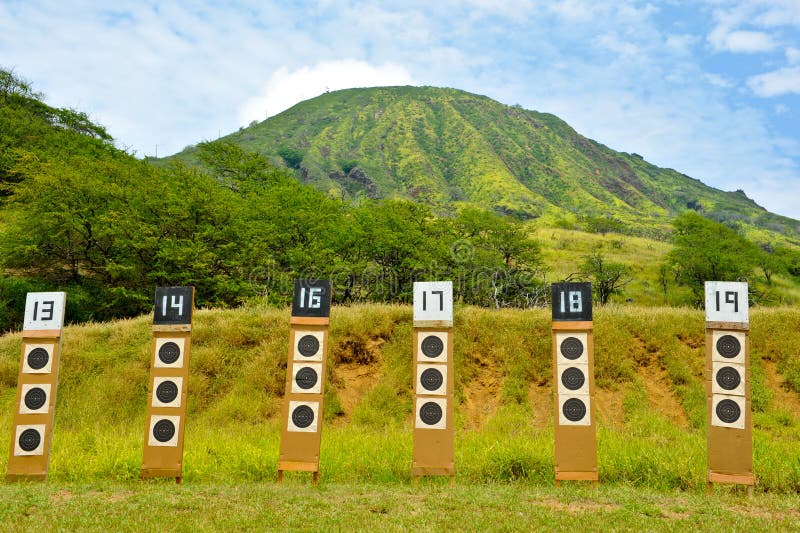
[174,86,800,241]
[2,68,800,333]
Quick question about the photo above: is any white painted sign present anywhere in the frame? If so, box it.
[23,292,66,331]
[705,282,748,324]
[413,281,453,322]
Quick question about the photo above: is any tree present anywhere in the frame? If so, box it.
[579,251,631,305]
[665,212,759,304]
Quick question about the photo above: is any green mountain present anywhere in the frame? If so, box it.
[174,86,799,240]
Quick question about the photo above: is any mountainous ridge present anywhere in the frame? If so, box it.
[172,86,799,240]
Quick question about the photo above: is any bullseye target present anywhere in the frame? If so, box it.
[711,394,745,429]
[558,395,591,426]
[293,331,324,361]
[415,397,447,430]
[557,365,589,395]
[19,383,52,414]
[711,330,745,364]
[13,424,45,456]
[148,415,181,446]
[291,363,322,394]
[712,362,745,396]
[416,332,448,363]
[287,401,319,432]
[22,344,54,374]
[154,337,185,368]
[416,364,447,395]
[556,333,587,365]
[151,376,183,407]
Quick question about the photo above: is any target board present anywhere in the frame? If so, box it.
[551,283,597,484]
[412,281,455,483]
[704,282,753,490]
[7,292,66,481]
[141,286,194,482]
[278,279,332,483]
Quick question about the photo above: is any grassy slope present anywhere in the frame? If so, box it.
[1,304,799,491]
[2,304,800,529]
[534,227,800,306]
[172,86,800,241]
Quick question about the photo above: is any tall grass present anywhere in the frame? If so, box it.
[1,304,800,492]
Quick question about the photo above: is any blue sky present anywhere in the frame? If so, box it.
[1,0,799,219]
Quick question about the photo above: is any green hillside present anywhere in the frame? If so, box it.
[174,86,799,240]
[3,68,800,333]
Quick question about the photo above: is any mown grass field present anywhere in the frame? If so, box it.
[1,304,800,529]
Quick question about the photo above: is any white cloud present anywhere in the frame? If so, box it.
[0,0,798,218]
[709,29,776,53]
[748,67,800,96]
[237,60,417,124]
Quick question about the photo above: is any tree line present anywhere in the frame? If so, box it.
[1,68,799,331]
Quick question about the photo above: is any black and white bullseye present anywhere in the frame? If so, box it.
[716,398,741,424]
[716,335,741,359]
[24,387,47,411]
[291,405,315,428]
[156,380,179,404]
[18,428,42,452]
[715,367,741,391]
[295,367,318,390]
[562,397,587,422]
[152,419,176,443]
[560,337,584,360]
[421,335,444,358]
[158,342,181,365]
[420,368,444,392]
[297,335,320,357]
[27,347,50,370]
[419,401,443,425]
[561,367,586,391]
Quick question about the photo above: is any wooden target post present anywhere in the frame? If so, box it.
[278,279,332,484]
[6,292,67,481]
[705,281,754,494]
[412,281,455,485]
[141,286,194,483]
[551,282,597,486]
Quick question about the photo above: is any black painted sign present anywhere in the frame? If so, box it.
[153,286,194,325]
[291,279,331,318]
[551,282,592,322]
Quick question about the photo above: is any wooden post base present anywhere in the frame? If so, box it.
[277,461,320,485]
[555,471,599,488]
[708,472,755,496]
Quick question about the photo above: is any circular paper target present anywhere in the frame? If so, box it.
[156,380,179,404]
[158,342,181,365]
[18,428,41,452]
[716,335,741,359]
[420,335,444,358]
[152,419,176,443]
[419,401,443,425]
[716,399,741,424]
[562,398,587,422]
[561,367,586,391]
[291,405,315,428]
[420,368,444,391]
[24,387,47,410]
[716,366,741,391]
[27,347,50,370]
[560,337,584,360]
[297,335,320,357]
[295,367,318,390]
